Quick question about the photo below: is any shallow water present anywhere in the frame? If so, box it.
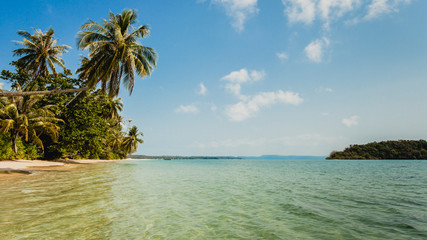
[0,159,426,239]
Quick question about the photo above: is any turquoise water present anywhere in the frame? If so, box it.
[0,159,426,239]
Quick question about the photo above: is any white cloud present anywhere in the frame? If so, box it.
[283,0,317,24]
[175,104,199,114]
[226,90,303,121]
[221,68,265,83]
[316,86,333,93]
[198,83,207,95]
[282,0,411,26]
[225,83,242,97]
[318,0,360,28]
[222,68,265,97]
[0,82,3,89]
[276,52,289,60]
[365,0,391,19]
[365,0,410,20]
[212,0,259,32]
[342,115,359,127]
[305,37,329,63]
[211,104,218,112]
[221,68,302,121]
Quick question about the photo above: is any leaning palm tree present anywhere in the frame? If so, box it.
[13,27,71,89]
[0,94,63,156]
[76,9,157,97]
[121,125,143,154]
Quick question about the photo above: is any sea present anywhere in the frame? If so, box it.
[0,159,426,239]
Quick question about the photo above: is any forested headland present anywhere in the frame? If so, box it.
[0,9,156,160]
[327,140,427,160]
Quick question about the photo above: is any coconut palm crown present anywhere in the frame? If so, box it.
[122,125,143,154]
[13,27,71,86]
[77,9,157,97]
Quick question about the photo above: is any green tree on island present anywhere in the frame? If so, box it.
[77,9,157,97]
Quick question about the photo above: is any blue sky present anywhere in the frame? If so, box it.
[1,0,426,156]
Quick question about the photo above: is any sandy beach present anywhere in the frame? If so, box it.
[0,158,150,178]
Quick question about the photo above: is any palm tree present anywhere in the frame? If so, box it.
[13,27,71,88]
[0,28,88,97]
[97,94,123,119]
[121,125,143,154]
[0,94,63,156]
[76,9,157,97]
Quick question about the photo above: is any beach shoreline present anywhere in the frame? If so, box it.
[0,158,151,179]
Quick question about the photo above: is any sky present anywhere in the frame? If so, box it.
[1,0,426,156]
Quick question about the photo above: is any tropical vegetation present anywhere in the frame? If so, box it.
[0,9,156,160]
[327,140,427,160]
[76,9,157,97]
[13,27,70,89]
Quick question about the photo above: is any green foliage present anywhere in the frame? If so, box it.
[0,92,63,157]
[122,125,143,154]
[0,133,41,159]
[327,140,427,160]
[13,27,70,83]
[0,61,32,89]
[1,15,152,160]
[76,9,157,97]
[1,62,141,160]
[53,90,129,159]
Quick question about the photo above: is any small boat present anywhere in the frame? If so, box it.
[164,158,172,160]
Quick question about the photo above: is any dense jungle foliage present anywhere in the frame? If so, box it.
[327,140,427,160]
[0,9,153,160]
[0,63,140,160]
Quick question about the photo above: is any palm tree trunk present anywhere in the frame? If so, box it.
[12,132,18,158]
[0,87,89,97]
[22,69,41,91]
[64,90,84,107]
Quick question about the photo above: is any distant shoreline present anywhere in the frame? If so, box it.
[131,155,326,160]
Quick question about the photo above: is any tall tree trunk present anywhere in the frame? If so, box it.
[0,87,89,97]
[12,132,18,159]
[22,69,41,91]
[64,90,84,107]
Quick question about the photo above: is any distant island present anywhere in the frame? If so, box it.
[131,155,243,160]
[327,140,427,160]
